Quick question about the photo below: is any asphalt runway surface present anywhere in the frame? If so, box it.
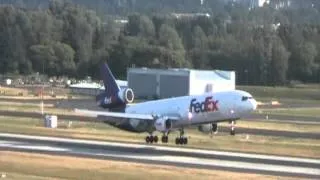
[0,110,319,140]
[0,133,319,178]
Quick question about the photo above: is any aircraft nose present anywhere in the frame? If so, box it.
[250,98,257,111]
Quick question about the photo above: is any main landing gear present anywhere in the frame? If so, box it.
[145,130,187,145]
[161,133,169,143]
[145,132,169,144]
[175,128,188,145]
[145,135,158,143]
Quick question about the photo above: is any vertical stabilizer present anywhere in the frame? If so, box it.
[97,63,133,112]
[100,63,120,97]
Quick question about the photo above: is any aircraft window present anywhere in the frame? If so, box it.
[242,96,252,101]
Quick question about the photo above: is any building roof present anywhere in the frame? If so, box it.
[69,80,128,90]
[128,67,234,77]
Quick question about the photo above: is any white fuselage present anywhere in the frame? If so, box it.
[124,90,257,130]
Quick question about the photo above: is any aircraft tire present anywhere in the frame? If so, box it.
[175,137,180,145]
[230,130,235,136]
[161,136,168,143]
[183,137,188,144]
[145,136,150,143]
[175,137,188,145]
[154,136,158,143]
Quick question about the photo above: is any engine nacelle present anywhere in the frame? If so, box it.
[117,88,134,104]
[198,123,218,134]
[154,117,172,132]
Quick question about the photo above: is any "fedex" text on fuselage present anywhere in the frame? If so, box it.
[189,96,219,113]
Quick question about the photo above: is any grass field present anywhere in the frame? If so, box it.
[0,86,28,96]
[0,104,75,115]
[237,85,320,101]
[256,107,320,117]
[1,116,319,158]
[220,120,320,133]
[0,151,290,180]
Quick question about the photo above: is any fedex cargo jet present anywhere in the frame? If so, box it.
[75,63,257,145]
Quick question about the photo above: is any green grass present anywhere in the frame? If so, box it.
[0,104,74,115]
[256,107,320,117]
[223,120,320,133]
[0,116,319,158]
[0,86,28,96]
[237,85,320,101]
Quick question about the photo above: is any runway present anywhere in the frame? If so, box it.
[0,133,319,178]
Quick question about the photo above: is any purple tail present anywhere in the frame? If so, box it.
[96,63,127,112]
[100,63,120,97]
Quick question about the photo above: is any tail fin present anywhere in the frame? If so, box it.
[97,63,131,112]
[100,63,120,97]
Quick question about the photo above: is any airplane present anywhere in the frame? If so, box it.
[75,63,257,145]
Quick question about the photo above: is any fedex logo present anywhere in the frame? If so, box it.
[189,96,219,113]
[103,96,116,104]
[104,97,112,104]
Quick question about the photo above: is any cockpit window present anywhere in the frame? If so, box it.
[242,96,253,101]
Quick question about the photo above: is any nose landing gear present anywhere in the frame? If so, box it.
[230,120,236,135]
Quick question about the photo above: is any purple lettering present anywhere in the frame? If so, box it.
[189,96,219,113]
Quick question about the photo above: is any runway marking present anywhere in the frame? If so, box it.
[0,140,69,151]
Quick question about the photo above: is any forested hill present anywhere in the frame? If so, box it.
[1,0,320,16]
[0,0,319,85]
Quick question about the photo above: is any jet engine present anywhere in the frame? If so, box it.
[117,88,134,103]
[198,123,218,134]
[154,117,172,132]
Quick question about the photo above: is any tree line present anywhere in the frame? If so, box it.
[0,0,319,85]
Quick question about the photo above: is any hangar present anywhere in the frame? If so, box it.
[127,67,235,99]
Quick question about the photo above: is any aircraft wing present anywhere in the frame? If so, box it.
[74,109,182,125]
[74,109,155,121]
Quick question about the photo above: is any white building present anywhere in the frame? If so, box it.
[249,0,270,9]
[271,0,291,9]
[127,67,235,99]
[69,80,128,96]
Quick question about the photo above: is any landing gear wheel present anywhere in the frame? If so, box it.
[182,137,188,144]
[145,136,150,143]
[175,128,188,145]
[230,120,236,136]
[230,129,235,136]
[153,136,158,143]
[175,137,188,145]
[146,135,158,143]
[175,137,180,145]
[161,136,168,143]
